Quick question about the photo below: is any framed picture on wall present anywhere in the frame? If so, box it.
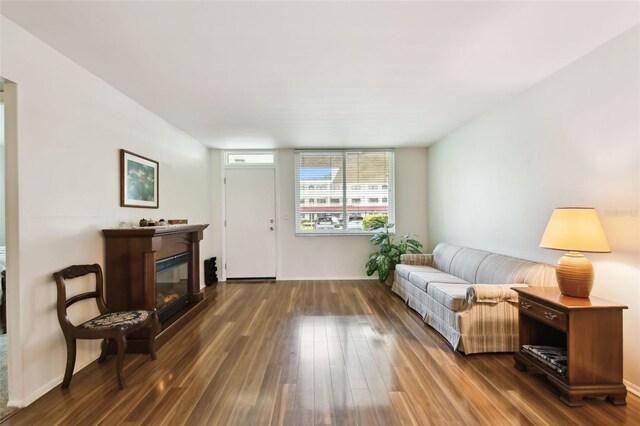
[120,149,159,208]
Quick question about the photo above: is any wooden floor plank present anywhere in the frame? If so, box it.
[3,280,639,426]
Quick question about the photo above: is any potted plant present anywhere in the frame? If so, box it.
[365,219,423,285]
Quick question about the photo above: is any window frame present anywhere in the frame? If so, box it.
[224,151,276,167]
[295,149,395,236]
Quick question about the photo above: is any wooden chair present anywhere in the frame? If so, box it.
[53,264,160,389]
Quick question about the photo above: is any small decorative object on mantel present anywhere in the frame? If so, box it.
[539,207,611,298]
[168,219,188,225]
[139,218,148,227]
[147,220,156,226]
[120,149,159,209]
[158,219,167,226]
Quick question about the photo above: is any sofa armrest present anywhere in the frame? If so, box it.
[466,284,529,304]
[400,253,433,266]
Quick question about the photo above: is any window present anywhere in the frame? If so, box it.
[295,150,395,234]
[225,152,275,165]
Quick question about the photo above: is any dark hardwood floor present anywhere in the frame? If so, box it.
[4,280,640,425]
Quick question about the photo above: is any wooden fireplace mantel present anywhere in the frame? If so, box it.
[102,224,209,353]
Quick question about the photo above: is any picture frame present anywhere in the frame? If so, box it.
[120,149,159,208]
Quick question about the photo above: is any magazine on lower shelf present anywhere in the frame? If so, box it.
[521,345,567,377]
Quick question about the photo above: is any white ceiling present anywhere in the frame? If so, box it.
[1,1,638,149]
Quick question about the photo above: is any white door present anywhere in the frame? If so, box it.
[225,168,276,278]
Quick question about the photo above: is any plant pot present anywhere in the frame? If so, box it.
[384,268,395,287]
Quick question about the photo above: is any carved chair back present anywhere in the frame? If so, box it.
[53,264,109,333]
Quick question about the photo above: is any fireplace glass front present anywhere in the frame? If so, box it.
[156,252,190,322]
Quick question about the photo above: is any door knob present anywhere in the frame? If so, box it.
[270,226,274,231]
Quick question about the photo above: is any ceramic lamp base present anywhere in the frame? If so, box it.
[556,252,593,298]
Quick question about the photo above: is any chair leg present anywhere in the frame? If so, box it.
[61,337,76,389]
[115,334,127,389]
[148,313,160,360]
[99,338,109,363]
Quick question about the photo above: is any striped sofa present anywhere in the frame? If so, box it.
[391,243,556,354]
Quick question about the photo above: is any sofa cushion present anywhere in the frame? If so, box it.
[395,264,440,280]
[427,283,472,312]
[449,247,492,283]
[408,271,468,292]
[432,243,463,274]
[475,253,553,285]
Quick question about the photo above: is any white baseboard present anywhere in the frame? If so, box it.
[275,276,374,281]
[10,356,97,408]
[625,379,640,398]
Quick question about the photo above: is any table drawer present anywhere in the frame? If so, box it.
[519,297,566,331]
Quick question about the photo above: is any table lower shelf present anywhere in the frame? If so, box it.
[514,352,627,406]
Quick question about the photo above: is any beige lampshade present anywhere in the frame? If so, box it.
[540,208,611,253]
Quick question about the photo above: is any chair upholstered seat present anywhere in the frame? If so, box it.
[79,310,153,330]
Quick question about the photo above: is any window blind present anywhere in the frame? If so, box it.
[295,150,395,234]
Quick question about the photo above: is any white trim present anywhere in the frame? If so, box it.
[10,356,97,407]
[219,153,227,281]
[276,276,374,281]
[295,231,377,237]
[273,153,281,280]
[4,81,23,404]
[625,379,640,398]
[224,150,276,167]
[222,151,278,280]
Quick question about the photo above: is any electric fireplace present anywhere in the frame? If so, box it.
[156,252,190,322]
[102,224,209,353]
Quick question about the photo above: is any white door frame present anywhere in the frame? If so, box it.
[220,151,279,281]
[3,81,24,406]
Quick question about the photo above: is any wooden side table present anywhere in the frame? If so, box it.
[512,286,627,406]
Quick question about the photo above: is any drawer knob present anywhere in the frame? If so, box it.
[521,302,532,310]
[544,312,558,320]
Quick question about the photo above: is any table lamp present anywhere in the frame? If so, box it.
[539,207,610,298]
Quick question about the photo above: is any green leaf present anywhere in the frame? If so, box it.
[377,256,390,282]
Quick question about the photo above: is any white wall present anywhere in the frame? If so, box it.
[427,26,640,392]
[0,17,213,405]
[277,148,428,279]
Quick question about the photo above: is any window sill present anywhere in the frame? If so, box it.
[295,231,376,237]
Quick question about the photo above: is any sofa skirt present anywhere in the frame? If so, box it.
[391,273,519,354]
